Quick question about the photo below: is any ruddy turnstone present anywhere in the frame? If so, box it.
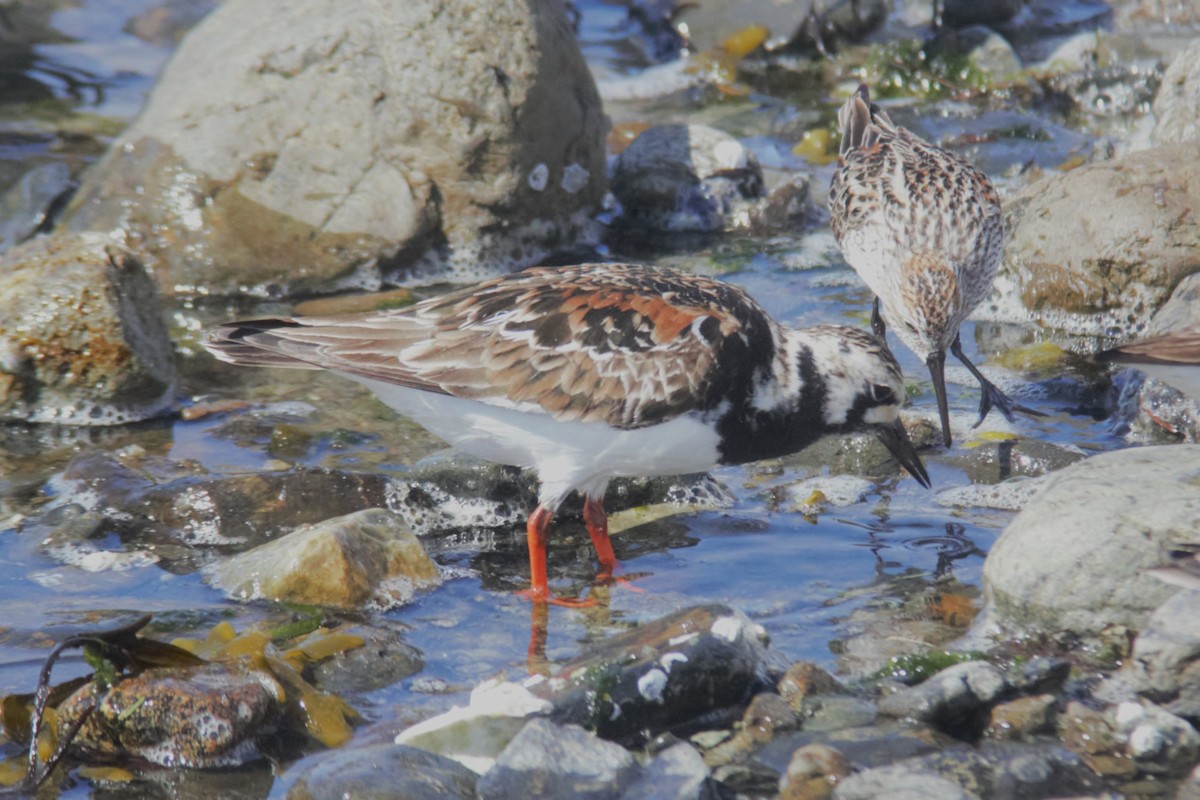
[205,263,930,604]
[1096,324,1200,402]
[830,83,1044,447]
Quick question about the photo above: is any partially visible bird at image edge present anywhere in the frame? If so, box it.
[203,263,931,605]
[829,83,1045,447]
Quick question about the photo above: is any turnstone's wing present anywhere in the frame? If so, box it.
[207,264,779,430]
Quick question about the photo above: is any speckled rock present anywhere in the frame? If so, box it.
[1153,39,1200,145]
[0,233,176,424]
[975,445,1199,642]
[476,718,638,800]
[612,125,765,232]
[285,743,478,800]
[65,0,607,296]
[531,604,771,745]
[207,508,441,609]
[1061,699,1200,778]
[56,658,283,767]
[990,141,1200,338]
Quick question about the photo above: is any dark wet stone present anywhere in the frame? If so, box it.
[0,161,72,253]
[60,452,395,567]
[390,453,536,536]
[24,503,106,550]
[91,762,276,800]
[778,743,850,800]
[621,741,717,800]
[778,415,939,483]
[705,691,799,768]
[778,0,887,55]
[310,624,424,694]
[752,722,946,776]
[877,662,1008,739]
[928,26,1020,76]
[711,760,783,796]
[941,0,1022,27]
[531,605,771,746]
[286,742,477,800]
[477,718,638,800]
[0,233,176,424]
[56,658,283,767]
[943,437,1086,484]
[1010,656,1072,696]
[206,508,440,609]
[611,124,765,233]
[799,695,880,733]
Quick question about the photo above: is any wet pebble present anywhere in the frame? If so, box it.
[57,658,283,767]
[476,718,638,800]
[285,742,477,800]
[206,508,441,609]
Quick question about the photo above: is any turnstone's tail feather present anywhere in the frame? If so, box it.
[206,262,931,607]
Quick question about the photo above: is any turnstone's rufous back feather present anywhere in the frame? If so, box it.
[830,83,1045,447]
[206,263,930,605]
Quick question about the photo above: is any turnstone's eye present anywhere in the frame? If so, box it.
[871,384,895,404]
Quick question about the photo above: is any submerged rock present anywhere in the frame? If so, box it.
[992,140,1200,338]
[285,743,478,800]
[611,124,765,232]
[0,233,176,424]
[65,0,607,296]
[206,508,440,609]
[976,445,1200,642]
[56,658,284,767]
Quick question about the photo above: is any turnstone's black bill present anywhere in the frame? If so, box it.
[830,83,1046,447]
[205,263,930,605]
[1096,324,1200,403]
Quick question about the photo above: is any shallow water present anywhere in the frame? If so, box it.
[0,0,1147,793]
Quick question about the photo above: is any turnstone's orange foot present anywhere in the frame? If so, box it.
[831,83,1042,447]
[205,262,932,649]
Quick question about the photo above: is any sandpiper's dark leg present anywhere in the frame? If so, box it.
[926,349,953,448]
[950,334,1047,428]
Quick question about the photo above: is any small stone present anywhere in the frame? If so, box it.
[777,662,844,713]
[778,743,850,800]
[985,694,1057,740]
[741,692,799,741]
[207,508,440,609]
[621,742,715,800]
[286,743,477,800]
[476,718,638,800]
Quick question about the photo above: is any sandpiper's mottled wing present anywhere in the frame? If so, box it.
[829,85,1005,316]
[206,264,780,430]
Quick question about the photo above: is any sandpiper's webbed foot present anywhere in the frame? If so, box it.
[950,336,1047,428]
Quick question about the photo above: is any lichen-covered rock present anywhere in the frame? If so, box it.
[56,658,283,767]
[65,0,608,296]
[1153,39,1200,146]
[0,233,176,424]
[207,508,440,609]
[990,141,1200,337]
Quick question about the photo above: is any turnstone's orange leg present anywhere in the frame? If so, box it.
[582,496,616,579]
[517,505,599,608]
[527,599,550,675]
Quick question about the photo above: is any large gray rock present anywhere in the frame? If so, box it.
[976,445,1200,641]
[65,0,607,297]
[477,718,638,800]
[0,232,176,424]
[1154,39,1200,146]
[990,141,1200,337]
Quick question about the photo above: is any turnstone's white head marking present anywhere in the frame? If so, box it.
[830,83,1044,447]
[205,263,930,605]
